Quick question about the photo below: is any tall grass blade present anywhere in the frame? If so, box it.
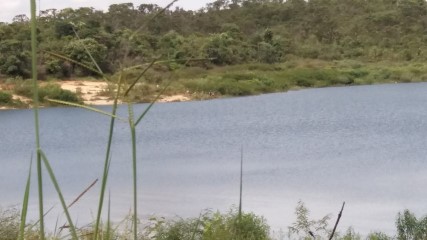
[121,0,178,66]
[71,27,104,75]
[127,103,138,240]
[129,0,178,40]
[124,59,157,97]
[94,73,124,240]
[30,0,45,238]
[29,204,57,231]
[106,191,112,240]
[43,51,104,76]
[134,81,171,126]
[190,212,203,240]
[122,58,212,72]
[238,146,243,220]
[39,150,78,240]
[53,216,59,238]
[45,99,126,121]
[18,157,32,240]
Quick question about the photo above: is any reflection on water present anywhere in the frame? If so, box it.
[2,82,427,235]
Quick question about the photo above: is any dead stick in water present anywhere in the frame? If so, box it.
[329,202,345,240]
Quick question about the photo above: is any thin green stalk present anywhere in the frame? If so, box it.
[122,0,178,66]
[135,82,172,126]
[71,27,104,75]
[190,212,203,240]
[43,51,103,76]
[30,0,45,238]
[39,150,78,240]
[128,103,138,240]
[18,158,32,240]
[28,204,56,230]
[94,74,123,240]
[45,99,126,121]
[124,59,157,96]
[239,146,243,220]
[105,192,111,240]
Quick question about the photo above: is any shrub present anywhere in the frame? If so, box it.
[14,81,81,103]
[0,91,12,104]
[202,210,270,240]
[367,232,392,240]
[39,83,81,103]
[222,72,257,81]
[0,207,19,240]
[145,209,271,240]
[288,201,330,239]
[396,210,427,240]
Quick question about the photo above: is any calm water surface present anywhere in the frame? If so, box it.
[2,82,427,235]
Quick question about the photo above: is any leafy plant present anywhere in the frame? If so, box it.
[144,209,271,240]
[288,201,331,240]
[396,210,427,240]
[0,91,13,104]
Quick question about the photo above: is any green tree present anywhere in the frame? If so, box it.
[63,38,107,75]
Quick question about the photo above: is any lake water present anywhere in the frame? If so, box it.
[2,82,427,236]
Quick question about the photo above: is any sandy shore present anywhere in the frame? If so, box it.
[0,80,192,110]
[158,94,191,103]
[59,80,115,105]
[60,81,191,104]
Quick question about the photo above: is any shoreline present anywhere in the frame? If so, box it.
[0,80,423,111]
[0,80,194,111]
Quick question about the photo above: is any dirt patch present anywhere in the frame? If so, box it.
[159,94,191,103]
[59,80,117,105]
[1,80,193,110]
[12,94,32,104]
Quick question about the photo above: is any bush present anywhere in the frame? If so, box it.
[145,209,271,240]
[0,91,12,104]
[14,81,81,103]
[39,83,81,103]
[396,210,427,240]
[203,210,270,240]
[0,207,19,240]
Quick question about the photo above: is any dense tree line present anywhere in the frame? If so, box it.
[1,0,427,79]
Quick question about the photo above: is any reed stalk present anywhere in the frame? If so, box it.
[127,103,138,240]
[93,74,123,240]
[30,0,45,238]
[18,158,32,240]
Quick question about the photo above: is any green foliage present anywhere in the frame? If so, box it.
[339,227,362,240]
[63,38,107,75]
[204,33,239,65]
[0,40,31,77]
[288,201,330,239]
[396,210,427,240]
[145,209,271,240]
[14,81,81,103]
[0,207,19,240]
[39,83,81,103]
[0,91,13,104]
[367,232,392,240]
[258,42,281,64]
[3,0,427,79]
[184,71,286,97]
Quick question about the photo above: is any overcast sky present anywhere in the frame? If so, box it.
[0,0,214,23]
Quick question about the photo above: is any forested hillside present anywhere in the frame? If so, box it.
[2,0,427,108]
[1,0,427,78]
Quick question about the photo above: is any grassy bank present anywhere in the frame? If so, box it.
[3,203,427,240]
[3,59,427,109]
